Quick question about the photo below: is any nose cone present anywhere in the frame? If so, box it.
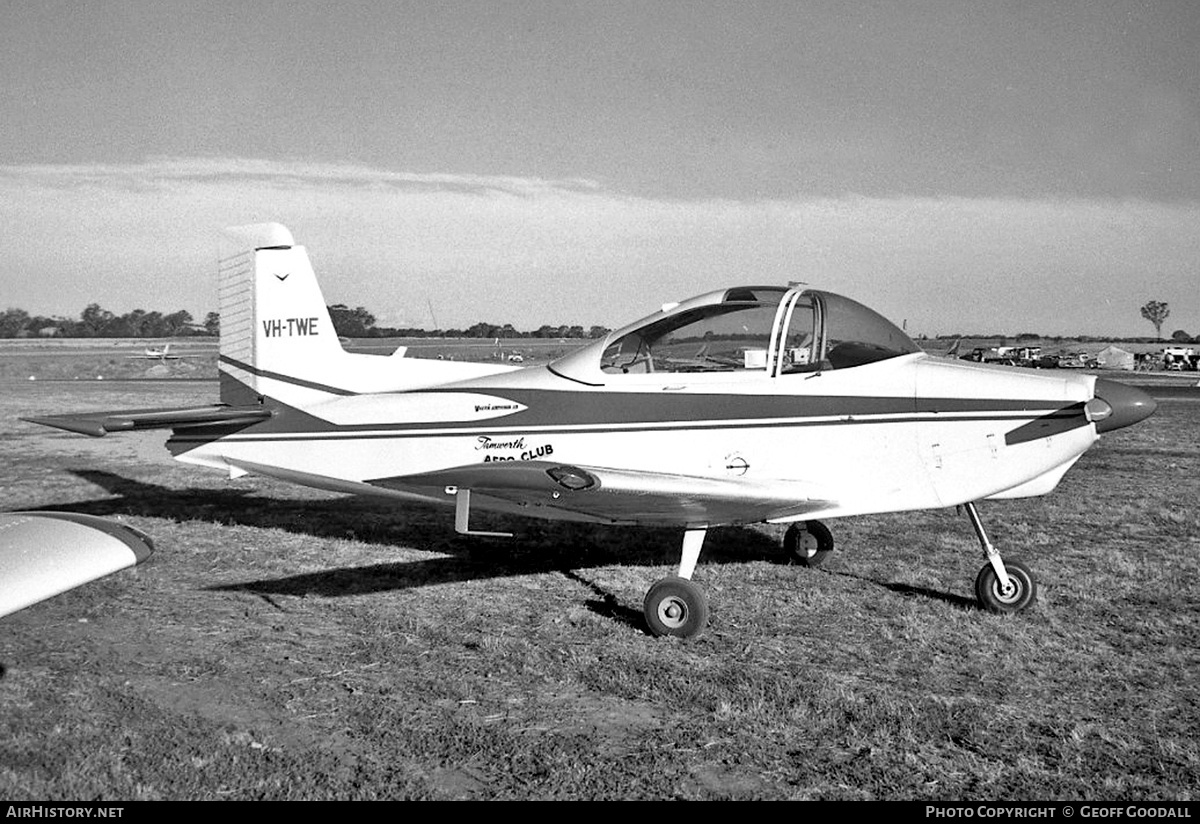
[1090,379,1157,433]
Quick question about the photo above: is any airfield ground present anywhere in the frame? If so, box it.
[0,342,1196,800]
[0,336,570,382]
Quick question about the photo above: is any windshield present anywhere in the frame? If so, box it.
[813,291,920,369]
[601,289,784,374]
[550,285,918,383]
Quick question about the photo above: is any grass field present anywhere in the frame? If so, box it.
[0,369,1196,800]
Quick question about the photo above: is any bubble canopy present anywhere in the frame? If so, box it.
[549,286,920,384]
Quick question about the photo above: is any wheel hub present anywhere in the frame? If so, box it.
[799,534,818,558]
[657,597,687,628]
[992,578,1021,603]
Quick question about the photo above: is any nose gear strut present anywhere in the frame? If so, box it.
[963,501,1037,613]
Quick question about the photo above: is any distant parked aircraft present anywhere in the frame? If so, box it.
[128,344,182,362]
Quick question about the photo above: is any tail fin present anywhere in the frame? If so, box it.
[218,223,512,409]
[218,223,344,407]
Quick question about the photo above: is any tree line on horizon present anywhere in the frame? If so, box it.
[0,299,1190,343]
[323,304,614,340]
[0,304,215,339]
[0,302,614,341]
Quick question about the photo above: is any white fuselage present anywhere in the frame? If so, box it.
[172,352,1098,526]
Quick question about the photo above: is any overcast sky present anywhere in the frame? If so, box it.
[1,1,1197,336]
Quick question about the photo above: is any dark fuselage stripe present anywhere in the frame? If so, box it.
[219,355,356,396]
[220,386,1076,437]
[207,364,1087,447]
[169,409,1090,445]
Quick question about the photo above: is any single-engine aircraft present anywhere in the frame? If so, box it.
[23,224,1157,636]
[128,344,182,361]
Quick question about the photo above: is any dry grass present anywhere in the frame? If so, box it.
[0,371,1196,800]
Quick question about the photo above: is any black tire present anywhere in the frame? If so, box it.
[784,520,834,567]
[974,559,1037,614]
[643,577,709,638]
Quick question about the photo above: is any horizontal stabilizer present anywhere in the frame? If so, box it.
[0,512,154,618]
[23,405,273,438]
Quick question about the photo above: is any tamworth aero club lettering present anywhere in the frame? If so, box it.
[476,435,554,463]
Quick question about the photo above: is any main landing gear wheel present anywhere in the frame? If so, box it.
[784,520,834,567]
[644,577,709,638]
[974,559,1037,614]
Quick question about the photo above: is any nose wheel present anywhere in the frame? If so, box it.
[975,558,1037,613]
[963,502,1038,614]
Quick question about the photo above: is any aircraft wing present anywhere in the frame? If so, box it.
[23,405,272,438]
[0,512,154,619]
[368,461,835,527]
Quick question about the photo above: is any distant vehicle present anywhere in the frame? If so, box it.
[1057,353,1094,369]
[961,344,1044,369]
[23,223,1158,637]
[1162,348,1196,371]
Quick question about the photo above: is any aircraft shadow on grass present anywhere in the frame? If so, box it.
[834,573,978,611]
[21,468,975,618]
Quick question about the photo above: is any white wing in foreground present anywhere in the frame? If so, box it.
[0,512,154,618]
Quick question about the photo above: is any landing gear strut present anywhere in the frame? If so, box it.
[963,502,1037,613]
[643,528,710,638]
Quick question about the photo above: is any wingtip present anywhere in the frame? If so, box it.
[22,415,109,437]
